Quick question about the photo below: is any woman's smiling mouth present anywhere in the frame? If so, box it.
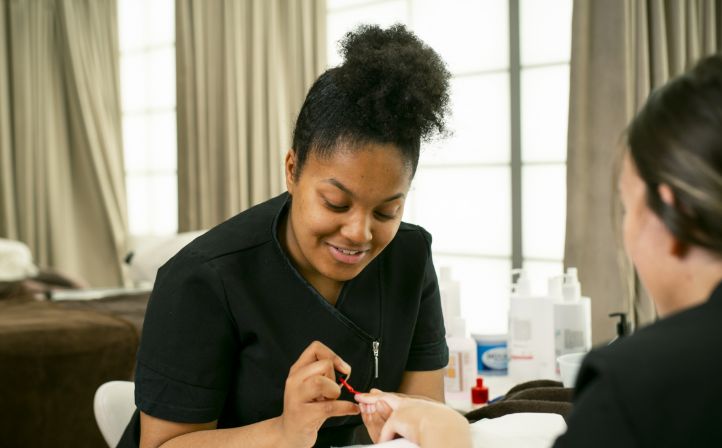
[327,243,369,264]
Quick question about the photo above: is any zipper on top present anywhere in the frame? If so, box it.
[372,340,380,379]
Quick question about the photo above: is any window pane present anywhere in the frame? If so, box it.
[148,174,178,235]
[147,112,177,172]
[522,259,564,295]
[147,46,176,110]
[412,0,508,74]
[120,0,177,240]
[147,0,174,46]
[118,0,145,52]
[123,114,149,173]
[326,1,408,68]
[421,73,510,165]
[126,175,151,236]
[520,0,572,66]
[128,174,178,237]
[522,164,566,259]
[405,167,511,256]
[120,53,147,112]
[434,255,512,335]
[119,0,173,51]
[521,64,569,162]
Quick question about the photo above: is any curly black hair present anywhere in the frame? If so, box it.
[291,24,451,179]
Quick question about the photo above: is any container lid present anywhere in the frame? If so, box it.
[471,333,507,343]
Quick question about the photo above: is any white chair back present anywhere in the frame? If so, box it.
[94,381,136,447]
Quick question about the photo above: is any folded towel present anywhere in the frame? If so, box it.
[465,380,573,423]
[470,413,567,448]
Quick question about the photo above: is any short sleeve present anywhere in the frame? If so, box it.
[552,353,637,448]
[404,231,448,371]
[134,252,238,423]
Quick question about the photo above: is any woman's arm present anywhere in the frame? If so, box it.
[397,369,445,401]
[141,413,284,448]
[139,341,360,448]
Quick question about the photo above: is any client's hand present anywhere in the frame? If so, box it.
[357,389,395,442]
[278,341,360,448]
[356,390,471,448]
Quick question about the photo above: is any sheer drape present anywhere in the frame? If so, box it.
[0,0,127,287]
[566,0,721,343]
[176,0,326,231]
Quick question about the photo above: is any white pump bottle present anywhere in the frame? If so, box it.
[551,268,592,362]
[508,269,556,382]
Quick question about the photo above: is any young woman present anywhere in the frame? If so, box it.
[357,54,722,448]
[118,24,451,448]
[553,53,722,447]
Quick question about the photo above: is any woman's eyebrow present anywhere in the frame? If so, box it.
[323,178,405,202]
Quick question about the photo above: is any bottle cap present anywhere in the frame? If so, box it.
[471,377,489,404]
[562,267,581,302]
[548,275,563,299]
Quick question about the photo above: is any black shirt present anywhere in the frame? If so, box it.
[119,193,448,447]
[553,281,722,447]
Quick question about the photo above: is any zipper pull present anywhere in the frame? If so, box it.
[373,341,380,379]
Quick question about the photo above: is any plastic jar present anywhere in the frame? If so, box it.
[472,333,508,375]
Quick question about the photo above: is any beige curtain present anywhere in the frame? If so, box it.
[0,0,127,287]
[566,0,721,344]
[176,0,326,231]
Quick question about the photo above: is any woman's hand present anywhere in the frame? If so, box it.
[356,390,471,448]
[277,341,360,448]
[358,389,395,442]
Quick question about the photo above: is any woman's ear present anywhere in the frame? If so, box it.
[658,183,675,207]
[285,149,297,194]
[658,183,688,258]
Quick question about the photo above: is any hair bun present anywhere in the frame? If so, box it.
[335,24,450,145]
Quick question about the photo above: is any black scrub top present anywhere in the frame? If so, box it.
[118,192,448,447]
[553,281,722,447]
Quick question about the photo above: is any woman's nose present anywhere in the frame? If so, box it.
[341,212,372,244]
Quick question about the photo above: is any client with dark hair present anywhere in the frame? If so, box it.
[552,53,722,448]
[357,54,722,448]
[119,24,452,448]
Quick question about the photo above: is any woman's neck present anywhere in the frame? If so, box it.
[658,250,722,317]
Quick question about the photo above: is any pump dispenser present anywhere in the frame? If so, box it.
[552,268,592,362]
[508,269,556,381]
[608,312,630,343]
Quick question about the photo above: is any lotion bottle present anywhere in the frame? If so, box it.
[552,268,592,363]
[508,269,556,382]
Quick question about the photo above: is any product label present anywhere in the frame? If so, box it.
[555,329,586,358]
[444,352,462,392]
[511,319,531,341]
[481,346,508,371]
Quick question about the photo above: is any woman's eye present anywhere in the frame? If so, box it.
[374,211,395,220]
[324,201,349,212]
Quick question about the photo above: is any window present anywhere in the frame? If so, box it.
[327,0,572,334]
[118,0,177,241]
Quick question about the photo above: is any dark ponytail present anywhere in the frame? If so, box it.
[627,54,722,255]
